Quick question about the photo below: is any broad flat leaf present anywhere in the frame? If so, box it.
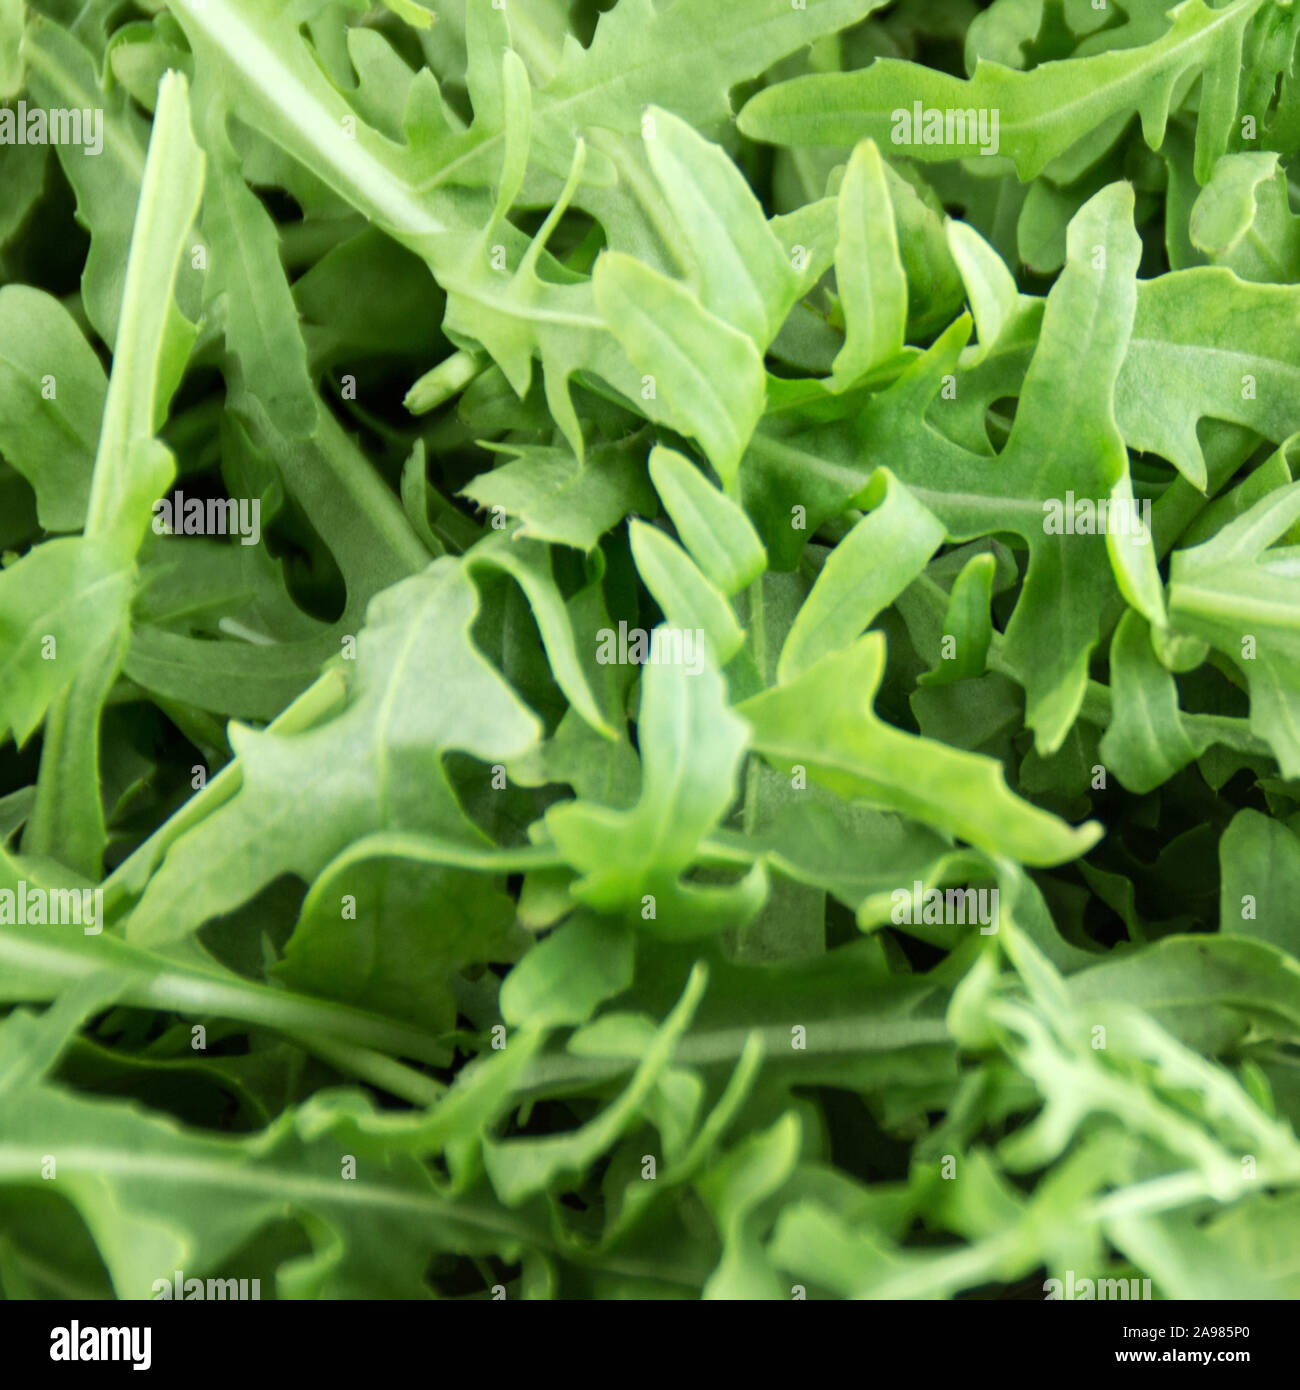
[1219,809,1300,957]
[1099,610,1203,793]
[162,0,877,463]
[648,446,766,596]
[465,528,616,737]
[0,287,106,532]
[0,847,448,1065]
[22,16,203,346]
[484,964,708,1205]
[0,540,129,746]
[0,996,527,1298]
[642,107,801,346]
[1190,152,1300,283]
[777,469,944,684]
[728,786,990,931]
[946,218,1023,362]
[697,1113,801,1299]
[742,634,1101,866]
[738,0,1262,183]
[460,439,655,552]
[1116,269,1300,490]
[545,646,755,929]
[500,914,635,1031]
[1068,934,1300,1053]
[919,552,996,686]
[275,845,524,1034]
[593,252,766,485]
[198,121,319,438]
[1169,481,1300,776]
[1108,1196,1300,1299]
[126,560,542,945]
[425,0,895,189]
[627,521,746,665]
[122,405,431,722]
[831,140,908,386]
[7,0,1300,1310]
[858,183,1162,750]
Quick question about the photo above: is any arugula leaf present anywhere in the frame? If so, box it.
[742,634,1101,866]
[7,0,1300,1308]
[0,287,106,531]
[739,0,1264,182]
[126,560,541,946]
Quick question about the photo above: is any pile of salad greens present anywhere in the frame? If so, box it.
[3,0,1300,1300]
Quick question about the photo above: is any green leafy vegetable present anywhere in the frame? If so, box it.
[4,0,1300,1307]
